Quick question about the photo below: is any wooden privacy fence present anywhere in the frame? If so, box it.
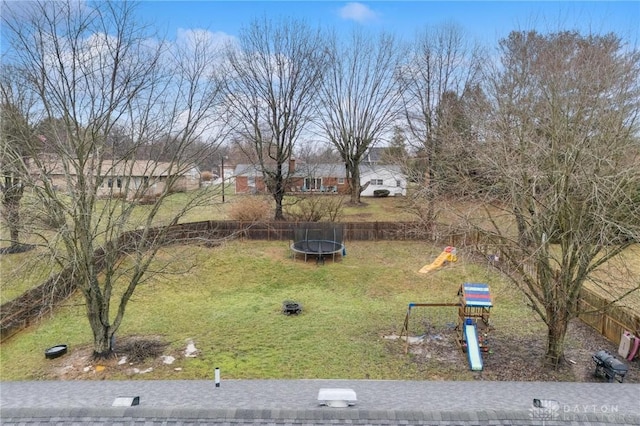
[158,220,476,243]
[578,287,640,346]
[1,220,441,341]
[0,266,78,342]
[1,220,636,345]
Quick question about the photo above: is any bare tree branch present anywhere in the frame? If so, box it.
[470,30,640,366]
[317,29,404,204]
[2,0,226,357]
[221,17,326,219]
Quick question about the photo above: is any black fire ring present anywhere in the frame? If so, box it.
[282,301,302,315]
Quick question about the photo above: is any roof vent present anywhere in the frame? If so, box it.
[112,396,140,406]
[317,388,357,408]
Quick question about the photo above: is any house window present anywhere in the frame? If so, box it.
[396,180,401,187]
[107,177,123,189]
[370,179,383,186]
[338,178,344,185]
[304,177,322,190]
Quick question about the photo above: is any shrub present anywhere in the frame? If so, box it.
[283,195,344,222]
[228,196,272,221]
[201,171,214,182]
[137,193,160,205]
[116,336,169,363]
[109,192,127,200]
[373,189,390,198]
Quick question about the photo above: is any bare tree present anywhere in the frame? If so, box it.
[1,62,45,252]
[0,100,31,250]
[399,23,482,218]
[317,30,404,204]
[2,0,225,357]
[296,142,341,165]
[472,30,640,366]
[221,17,326,220]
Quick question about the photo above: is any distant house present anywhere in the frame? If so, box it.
[234,158,406,197]
[31,156,200,200]
[234,159,344,195]
[360,164,407,197]
[211,163,236,187]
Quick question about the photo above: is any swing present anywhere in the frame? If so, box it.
[399,302,460,354]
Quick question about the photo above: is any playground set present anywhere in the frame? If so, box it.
[401,247,493,372]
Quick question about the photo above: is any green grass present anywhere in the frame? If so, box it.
[0,240,545,381]
[0,248,59,304]
[339,196,416,222]
[0,195,419,304]
[2,194,637,381]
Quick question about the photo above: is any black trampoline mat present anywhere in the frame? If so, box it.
[291,240,343,254]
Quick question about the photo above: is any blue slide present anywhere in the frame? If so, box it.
[464,320,483,371]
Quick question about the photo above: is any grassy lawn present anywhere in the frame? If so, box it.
[586,245,640,315]
[0,194,412,303]
[0,190,226,303]
[0,249,58,304]
[0,240,541,381]
[339,195,416,222]
[1,194,637,381]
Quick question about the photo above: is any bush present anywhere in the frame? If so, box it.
[228,196,272,221]
[283,195,344,222]
[201,171,214,182]
[373,189,390,198]
[137,193,160,205]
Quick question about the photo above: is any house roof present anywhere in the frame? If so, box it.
[31,156,195,178]
[2,379,638,425]
[234,163,404,179]
[234,163,346,178]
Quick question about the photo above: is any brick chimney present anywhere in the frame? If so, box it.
[289,157,295,173]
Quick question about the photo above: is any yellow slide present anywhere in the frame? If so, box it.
[419,246,457,273]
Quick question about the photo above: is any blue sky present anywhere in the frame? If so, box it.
[138,1,640,46]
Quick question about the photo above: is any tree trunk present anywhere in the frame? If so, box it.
[2,176,23,247]
[348,165,361,204]
[274,193,285,220]
[88,304,113,359]
[514,206,532,247]
[8,205,20,247]
[92,325,113,359]
[273,178,285,221]
[85,280,114,359]
[545,313,569,367]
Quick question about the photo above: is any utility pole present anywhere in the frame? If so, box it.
[220,156,225,203]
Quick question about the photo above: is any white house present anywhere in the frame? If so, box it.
[359,164,407,197]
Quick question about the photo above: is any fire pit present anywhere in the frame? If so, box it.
[592,350,628,383]
[282,301,302,315]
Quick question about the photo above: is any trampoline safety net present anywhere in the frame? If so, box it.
[291,223,345,262]
[292,224,344,245]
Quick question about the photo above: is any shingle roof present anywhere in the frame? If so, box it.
[1,379,638,425]
[234,163,404,178]
[31,156,192,178]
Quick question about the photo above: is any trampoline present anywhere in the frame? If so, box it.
[290,224,345,263]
